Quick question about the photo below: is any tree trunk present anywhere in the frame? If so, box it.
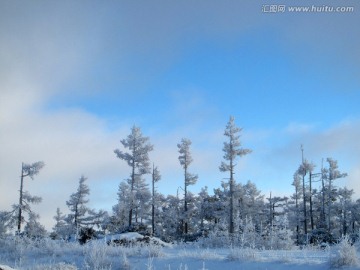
[302,173,308,236]
[321,175,326,228]
[152,165,155,235]
[184,164,188,235]
[229,160,234,235]
[17,163,24,233]
[269,192,273,227]
[327,179,332,233]
[295,185,300,245]
[309,173,314,231]
[129,160,135,227]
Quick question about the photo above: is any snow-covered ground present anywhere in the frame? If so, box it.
[0,235,359,270]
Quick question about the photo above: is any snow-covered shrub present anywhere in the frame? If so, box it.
[3,235,29,264]
[227,247,259,261]
[236,217,259,249]
[330,235,359,268]
[309,229,336,245]
[79,227,97,245]
[261,215,293,250]
[24,212,47,239]
[178,247,222,261]
[196,248,222,260]
[31,262,78,270]
[120,250,130,270]
[199,221,231,248]
[0,211,14,238]
[83,241,112,270]
[146,244,164,257]
[146,255,154,270]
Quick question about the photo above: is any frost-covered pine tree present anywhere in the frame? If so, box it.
[296,158,314,236]
[16,161,45,234]
[0,211,14,237]
[337,187,354,236]
[51,207,69,240]
[159,194,183,241]
[233,181,264,225]
[271,214,293,250]
[219,116,251,234]
[66,175,91,237]
[178,138,198,235]
[323,158,347,233]
[290,172,302,244]
[197,187,211,232]
[24,212,47,239]
[110,182,131,233]
[151,165,161,235]
[114,126,153,227]
[133,175,151,224]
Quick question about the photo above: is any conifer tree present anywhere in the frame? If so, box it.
[114,126,153,227]
[178,138,198,235]
[52,207,68,240]
[151,165,161,235]
[219,116,251,234]
[16,161,45,233]
[66,175,91,236]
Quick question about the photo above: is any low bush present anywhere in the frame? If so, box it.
[330,235,359,268]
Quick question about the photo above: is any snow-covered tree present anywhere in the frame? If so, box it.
[65,175,105,237]
[24,212,47,239]
[133,175,151,224]
[289,172,302,244]
[234,181,264,225]
[296,158,314,236]
[111,181,131,232]
[337,187,354,236]
[178,138,198,235]
[0,211,14,237]
[323,158,347,233]
[238,216,258,249]
[151,165,161,235]
[271,214,293,250]
[114,126,153,227]
[66,175,90,235]
[219,116,251,234]
[16,161,45,233]
[51,208,69,240]
[159,194,182,241]
[265,193,288,237]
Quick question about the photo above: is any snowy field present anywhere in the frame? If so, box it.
[1,234,359,270]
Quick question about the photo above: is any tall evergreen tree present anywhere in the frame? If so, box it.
[16,161,45,233]
[24,212,47,239]
[337,187,354,235]
[66,175,91,236]
[114,126,153,227]
[111,182,131,232]
[323,158,347,233]
[151,165,161,235]
[52,207,68,240]
[178,138,198,235]
[290,172,302,244]
[219,116,251,234]
[296,158,314,237]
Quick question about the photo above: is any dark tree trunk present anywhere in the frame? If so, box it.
[17,163,24,233]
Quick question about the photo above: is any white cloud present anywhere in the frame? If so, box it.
[0,86,131,229]
[284,122,315,135]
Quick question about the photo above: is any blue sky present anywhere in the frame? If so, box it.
[1,0,359,229]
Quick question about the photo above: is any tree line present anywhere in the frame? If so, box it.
[1,116,359,247]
